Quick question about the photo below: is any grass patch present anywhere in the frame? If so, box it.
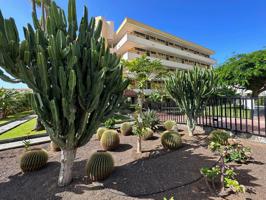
[0,118,46,140]
[0,110,34,126]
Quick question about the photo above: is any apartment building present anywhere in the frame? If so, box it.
[96,16,216,97]
[96,17,216,70]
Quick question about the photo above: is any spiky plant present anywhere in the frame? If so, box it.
[0,0,128,186]
[100,130,120,151]
[165,67,218,136]
[161,131,182,150]
[20,148,48,172]
[85,151,114,181]
[142,127,154,140]
[163,120,176,131]
[96,127,108,140]
[120,122,132,136]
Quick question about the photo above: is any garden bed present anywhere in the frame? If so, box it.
[0,125,265,200]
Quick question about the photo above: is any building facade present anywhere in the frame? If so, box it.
[96,17,216,70]
[96,17,216,98]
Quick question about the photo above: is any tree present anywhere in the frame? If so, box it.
[0,88,18,118]
[0,0,128,186]
[215,50,266,96]
[165,66,218,136]
[123,55,165,153]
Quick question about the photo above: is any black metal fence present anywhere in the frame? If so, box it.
[147,96,266,137]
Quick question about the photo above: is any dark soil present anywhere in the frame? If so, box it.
[0,124,265,200]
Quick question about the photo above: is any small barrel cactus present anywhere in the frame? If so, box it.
[120,122,132,136]
[142,128,154,140]
[96,127,108,140]
[101,130,120,150]
[209,129,230,145]
[50,141,61,152]
[164,120,176,131]
[161,131,182,150]
[85,151,114,181]
[20,148,48,172]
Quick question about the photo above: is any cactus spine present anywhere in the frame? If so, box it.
[120,122,132,136]
[0,0,128,186]
[86,151,114,181]
[100,130,120,151]
[20,148,48,172]
[165,67,217,136]
[161,131,182,150]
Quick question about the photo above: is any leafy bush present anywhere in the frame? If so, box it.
[104,117,116,129]
[142,109,160,130]
[200,166,220,180]
[225,144,251,163]
[202,129,248,194]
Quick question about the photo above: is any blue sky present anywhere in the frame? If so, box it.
[0,0,266,88]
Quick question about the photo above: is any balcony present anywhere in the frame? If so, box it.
[114,33,216,65]
[122,52,194,70]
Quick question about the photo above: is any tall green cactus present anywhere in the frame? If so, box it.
[165,66,217,136]
[0,0,128,186]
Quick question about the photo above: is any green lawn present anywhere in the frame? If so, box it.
[205,106,251,119]
[0,118,46,140]
[0,110,34,126]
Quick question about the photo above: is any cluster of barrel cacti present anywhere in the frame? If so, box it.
[100,130,120,151]
[85,151,114,181]
[20,148,49,172]
[161,131,182,150]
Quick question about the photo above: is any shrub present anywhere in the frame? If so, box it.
[209,129,230,146]
[142,109,160,130]
[50,141,61,152]
[104,117,116,129]
[202,130,247,194]
[20,148,48,172]
[142,128,154,140]
[225,144,251,164]
[96,127,108,140]
[163,120,176,131]
[120,122,132,136]
[85,151,114,181]
[161,131,182,150]
[100,130,120,150]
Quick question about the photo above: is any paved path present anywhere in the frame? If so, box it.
[0,115,36,134]
[0,136,50,151]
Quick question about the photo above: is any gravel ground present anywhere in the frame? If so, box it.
[0,125,265,200]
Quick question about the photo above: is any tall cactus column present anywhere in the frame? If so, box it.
[165,67,217,136]
[0,0,128,186]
